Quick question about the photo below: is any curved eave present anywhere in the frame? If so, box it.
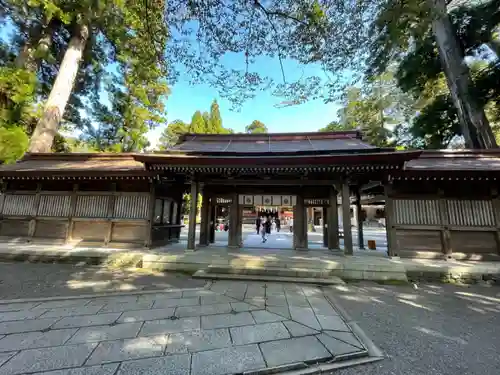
[135,151,422,168]
[0,171,153,180]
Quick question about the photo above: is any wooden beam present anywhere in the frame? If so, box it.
[228,192,240,248]
[65,183,79,244]
[327,187,339,250]
[202,179,340,186]
[341,182,353,255]
[187,180,199,251]
[355,188,364,249]
[384,184,398,257]
[145,182,156,248]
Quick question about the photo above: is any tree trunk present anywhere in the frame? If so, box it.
[429,0,497,149]
[28,24,89,153]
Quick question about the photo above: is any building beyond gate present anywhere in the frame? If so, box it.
[1,131,500,260]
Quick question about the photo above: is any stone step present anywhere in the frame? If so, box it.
[192,269,346,285]
[205,264,408,282]
[206,265,335,278]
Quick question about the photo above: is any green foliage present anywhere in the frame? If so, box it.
[0,126,29,163]
[245,120,268,134]
[208,100,224,134]
[189,111,206,133]
[158,99,234,150]
[158,120,189,150]
[319,70,415,147]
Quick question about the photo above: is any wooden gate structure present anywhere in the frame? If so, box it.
[1,132,500,260]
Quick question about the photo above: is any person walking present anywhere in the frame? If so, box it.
[260,217,268,243]
[255,216,261,234]
[275,217,281,232]
[289,217,294,233]
[265,216,272,235]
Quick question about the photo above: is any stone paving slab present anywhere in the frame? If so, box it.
[259,336,331,367]
[201,312,255,329]
[39,364,119,375]
[165,328,231,353]
[118,354,190,375]
[230,322,290,345]
[52,312,121,329]
[0,280,376,375]
[0,317,59,335]
[67,322,143,344]
[0,328,76,352]
[86,335,168,365]
[191,344,265,375]
[0,343,97,375]
[117,308,175,323]
[139,317,200,337]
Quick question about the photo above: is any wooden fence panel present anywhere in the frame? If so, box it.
[114,194,149,219]
[74,195,109,218]
[393,199,440,225]
[38,195,71,217]
[446,200,495,227]
[2,195,36,216]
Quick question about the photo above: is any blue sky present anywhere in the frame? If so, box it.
[147,54,342,147]
[150,79,341,146]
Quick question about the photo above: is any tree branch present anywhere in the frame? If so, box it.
[253,0,286,83]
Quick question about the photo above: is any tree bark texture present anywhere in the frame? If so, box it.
[28,24,89,153]
[429,0,497,149]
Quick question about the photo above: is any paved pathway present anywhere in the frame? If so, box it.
[0,281,375,375]
[180,225,388,253]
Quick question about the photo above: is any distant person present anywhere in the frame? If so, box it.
[265,217,271,235]
[261,217,268,243]
[289,217,293,232]
[275,217,281,232]
[255,217,261,234]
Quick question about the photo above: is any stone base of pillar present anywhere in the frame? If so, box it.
[295,247,308,251]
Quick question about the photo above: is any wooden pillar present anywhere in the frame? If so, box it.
[492,188,500,255]
[145,183,156,248]
[328,187,339,250]
[341,182,353,255]
[294,193,308,250]
[104,182,117,246]
[437,190,452,258]
[384,183,398,257]
[0,182,5,215]
[322,206,328,247]
[355,188,364,249]
[228,193,240,248]
[65,183,78,244]
[28,182,42,239]
[187,180,199,251]
[237,205,243,247]
[209,203,216,243]
[199,192,210,247]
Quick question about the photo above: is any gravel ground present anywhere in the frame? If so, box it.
[328,281,500,375]
[0,262,206,300]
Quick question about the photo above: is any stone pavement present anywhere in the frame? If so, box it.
[0,281,379,375]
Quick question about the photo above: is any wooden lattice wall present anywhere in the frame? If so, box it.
[0,183,155,248]
[386,192,500,260]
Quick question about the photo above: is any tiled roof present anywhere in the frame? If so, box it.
[169,131,377,154]
[404,150,500,171]
[0,153,146,176]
